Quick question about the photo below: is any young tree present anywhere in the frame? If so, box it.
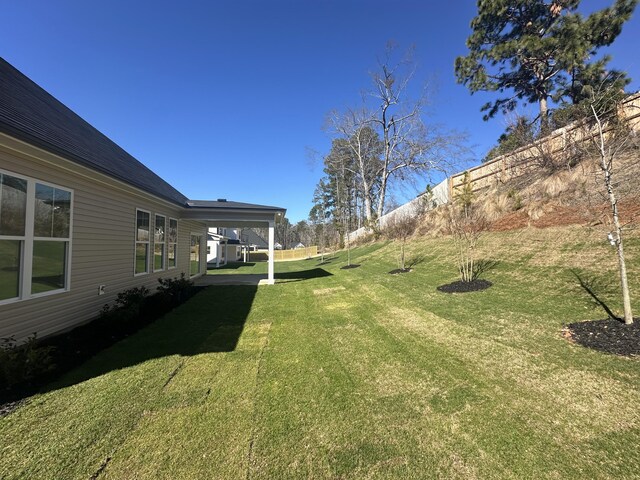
[447,206,488,283]
[447,174,488,283]
[455,0,637,130]
[582,90,637,324]
[384,213,419,271]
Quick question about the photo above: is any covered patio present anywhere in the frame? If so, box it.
[182,199,286,284]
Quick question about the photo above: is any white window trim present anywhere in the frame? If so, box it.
[153,214,166,272]
[168,217,178,270]
[134,208,151,277]
[0,169,73,306]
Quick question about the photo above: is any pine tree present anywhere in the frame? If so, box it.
[455,0,637,131]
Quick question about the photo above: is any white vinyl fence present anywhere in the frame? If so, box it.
[349,178,449,241]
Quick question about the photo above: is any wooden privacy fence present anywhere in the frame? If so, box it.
[450,93,640,196]
[272,246,318,261]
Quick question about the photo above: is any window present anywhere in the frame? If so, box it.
[168,218,177,269]
[154,214,166,271]
[0,170,72,303]
[32,183,71,294]
[0,172,27,301]
[135,210,150,275]
[190,234,201,276]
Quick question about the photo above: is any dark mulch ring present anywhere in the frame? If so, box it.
[388,268,412,275]
[437,279,493,293]
[565,318,640,356]
[0,399,27,418]
[340,264,361,270]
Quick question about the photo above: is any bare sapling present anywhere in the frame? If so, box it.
[384,214,419,271]
[587,99,636,324]
[448,172,488,282]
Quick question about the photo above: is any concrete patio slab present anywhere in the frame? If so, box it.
[194,274,268,286]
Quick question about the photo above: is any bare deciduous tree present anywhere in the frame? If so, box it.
[326,44,466,230]
[447,205,488,283]
[384,213,419,271]
[370,47,464,221]
[582,92,637,324]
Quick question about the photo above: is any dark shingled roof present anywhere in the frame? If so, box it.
[186,199,285,212]
[0,57,189,206]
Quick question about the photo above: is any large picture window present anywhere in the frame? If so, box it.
[135,210,150,275]
[154,214,166,271]
[168,218,178,269]
[0,170,72,303]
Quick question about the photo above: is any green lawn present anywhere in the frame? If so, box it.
[1,226,639,479]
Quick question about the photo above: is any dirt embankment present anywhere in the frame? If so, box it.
[418,153,640,236]
[490,199,640,232]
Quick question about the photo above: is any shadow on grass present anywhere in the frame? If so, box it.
[275,268,333,283]
[472,259,500,280]
[407,254,428,269]
[207,261,256,270]
[40,268,333,394]
[571,270,620,320]
[42,285,259,394]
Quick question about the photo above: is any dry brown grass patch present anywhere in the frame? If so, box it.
[313,287,346,296]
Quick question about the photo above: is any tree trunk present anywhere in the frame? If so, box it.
[593,105,633,324]
[540,95,549,133]
[363,185,373,225]
[606,173,633,324]
[376,173,389,226]
[616,233,633,324]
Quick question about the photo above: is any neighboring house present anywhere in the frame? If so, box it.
[273,242,283,250]
[242,228,268,250]
[206,227,243,267]
[0,58,285,341]
[293,242,305,249]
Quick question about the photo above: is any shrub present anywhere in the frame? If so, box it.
[507,188,523,211]
[445,203,489,283]
[101,285,150,323]
[0,334,56,390]
[157,274,194,306]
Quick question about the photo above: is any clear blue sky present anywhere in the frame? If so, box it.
[2,1,639,222]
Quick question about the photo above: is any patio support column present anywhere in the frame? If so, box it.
[215,238,220,268]
[268,219,275,285]
[224,241,228,266]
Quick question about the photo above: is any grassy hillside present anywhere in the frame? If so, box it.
[1,226,638,479]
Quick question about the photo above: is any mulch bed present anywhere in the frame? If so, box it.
[0,399,26,418]
[340,264,361,270]
[564,318,640,356]
[388,268,412,274]
[437,279,493,293]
